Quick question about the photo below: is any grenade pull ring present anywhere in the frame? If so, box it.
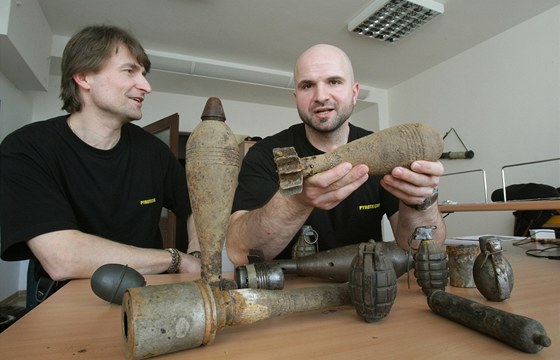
[292,225,319,259]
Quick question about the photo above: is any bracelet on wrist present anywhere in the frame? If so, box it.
[403,188,439,211]
[165,248,182,273]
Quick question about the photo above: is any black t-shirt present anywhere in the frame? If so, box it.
[233,123,399,259]
[0,115,191,261]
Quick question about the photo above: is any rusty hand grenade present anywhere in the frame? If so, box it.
[473,236,514,301]
[412,225,448,296]
[291,225,318,259]
[349,240,397,323]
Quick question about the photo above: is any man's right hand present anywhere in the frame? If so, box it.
[295,162,369,210]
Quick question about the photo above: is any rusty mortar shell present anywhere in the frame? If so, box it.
[427,290,551,353]
[121,279,351,359]
[185,97,240,287]
[236,241,413,289]
[274,123,444,195]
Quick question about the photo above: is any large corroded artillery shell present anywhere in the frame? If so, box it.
[186,97,240,287]
[274,123,443,195]
[121,280,351,359]
[428,290,551,353]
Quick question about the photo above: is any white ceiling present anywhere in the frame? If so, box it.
[38,0,560,106]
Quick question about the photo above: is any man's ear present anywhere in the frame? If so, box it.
[72,72,91,90]
[352,82,360,104]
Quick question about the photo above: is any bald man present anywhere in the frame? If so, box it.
[226,44,445,266]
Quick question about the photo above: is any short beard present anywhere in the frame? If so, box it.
[299,103,354,133]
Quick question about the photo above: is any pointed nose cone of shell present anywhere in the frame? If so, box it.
[201,97,226,122]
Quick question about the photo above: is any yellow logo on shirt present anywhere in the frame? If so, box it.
[140,198,156,205]
[359,203,380,210]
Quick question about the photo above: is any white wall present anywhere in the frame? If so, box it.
[389,6,560,237]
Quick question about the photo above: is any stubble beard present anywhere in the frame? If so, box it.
[299,102,354,133]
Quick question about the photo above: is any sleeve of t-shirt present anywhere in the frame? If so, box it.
[0,133,79,261]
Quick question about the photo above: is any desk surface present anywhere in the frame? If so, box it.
[439,199,560,212]
[1,243,558,360]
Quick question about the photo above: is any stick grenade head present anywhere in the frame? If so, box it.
[185,97,240,288]
[273,123,444,195]
[349,241,398,323]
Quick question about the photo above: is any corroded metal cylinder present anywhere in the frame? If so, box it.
[473,236,514,301]
[446,244,480,288]
[349,241,397,323]
[235,263,285,290]
[121,280,351,359]
[428,291,551,353]
[185,97,240,287]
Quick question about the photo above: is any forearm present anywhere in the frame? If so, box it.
[226,192,313,266]
[394,202,447,250]
[27,229,198,281]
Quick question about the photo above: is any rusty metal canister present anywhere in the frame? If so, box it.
[446,244,480,288]
[349,241,397,323]
[473,236,514,301]
[185,97,240,287]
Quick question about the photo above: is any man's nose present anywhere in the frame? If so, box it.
[137,74,152,93]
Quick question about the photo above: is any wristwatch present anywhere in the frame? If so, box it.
[403,188,439,211]
[188,251,201,259]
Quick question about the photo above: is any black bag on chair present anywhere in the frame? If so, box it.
[491,183,559,237]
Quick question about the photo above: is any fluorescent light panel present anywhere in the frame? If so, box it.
[348,0,444,43]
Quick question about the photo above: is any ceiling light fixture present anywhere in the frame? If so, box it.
[348,0,444,43]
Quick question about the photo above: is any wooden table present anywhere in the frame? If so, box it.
[1,242,558,359]
[439,199,560,212]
